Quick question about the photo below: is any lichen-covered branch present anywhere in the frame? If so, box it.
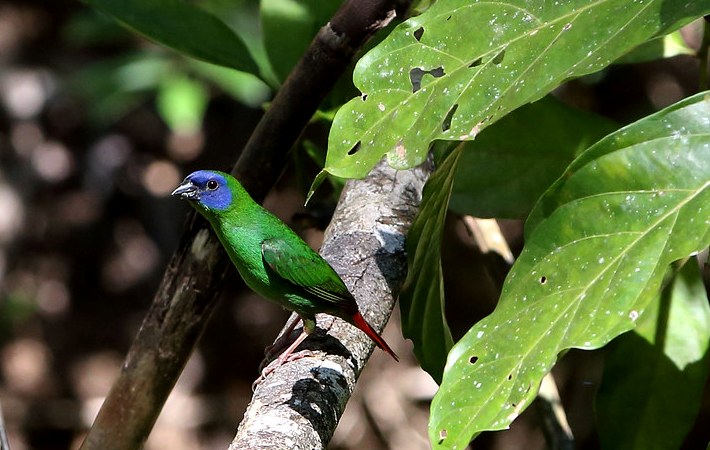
[230,159,432,450]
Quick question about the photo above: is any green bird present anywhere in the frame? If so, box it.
[171,170,398,373]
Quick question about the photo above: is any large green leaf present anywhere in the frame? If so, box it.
[526,92,710,231]
[399,145,461,383]
[429,93,710,449]
[189,61,272,108]
[68,52,173,124]
[85,0,260,75]
[323,0,710,179]
[450,96,617,219]
[596,261,710,450]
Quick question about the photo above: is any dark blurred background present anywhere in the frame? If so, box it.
[0,1,707,449]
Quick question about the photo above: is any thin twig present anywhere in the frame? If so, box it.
[0,401,10,450]
[537,374,574,450]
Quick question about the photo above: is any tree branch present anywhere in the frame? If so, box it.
[234,0,400,203]
[79,1,407,449]
[230,158,432,450]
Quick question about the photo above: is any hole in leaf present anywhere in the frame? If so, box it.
[469,57,482,68]
[512,402,518,408]
[361,93,368,101]
[442,103,459,132]
[539,276,547,284]
[492,49,506,65]
[438,429,448,444]
[409,66,445,93]
[507,374,513,380]
[347,141,361,155]
[469,355,478,364]
[413,26,424,41]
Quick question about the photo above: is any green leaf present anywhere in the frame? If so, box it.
[399,145,461,383]
[68,52,172,124]
[62,8,133,47]
[526,92,710,232]
[450,96,617,219]
[85,0,260,75]
[199,0,280,88]
[615,31,695,65]
[261,0,341,83]
[156,74,208,133]
[596,260,710,450]
[324,0,710,179]
[189,61,271,108]
[429,92,710,449]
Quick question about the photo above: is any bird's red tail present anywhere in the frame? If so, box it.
[352,312,399,362]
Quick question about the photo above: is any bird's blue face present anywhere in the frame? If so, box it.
[171,170,232,211]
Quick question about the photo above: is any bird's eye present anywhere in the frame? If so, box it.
[207,180,219,190]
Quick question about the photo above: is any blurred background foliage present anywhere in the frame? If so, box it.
[0,0,707,449]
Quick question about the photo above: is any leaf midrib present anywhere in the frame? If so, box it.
[445,180,709,435]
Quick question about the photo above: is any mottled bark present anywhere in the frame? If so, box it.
[231,159,432,450]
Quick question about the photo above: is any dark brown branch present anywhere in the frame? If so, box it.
[80,214,230,450]
[233,0,399,202]
[79,1,407,449]
[230,159,431,450]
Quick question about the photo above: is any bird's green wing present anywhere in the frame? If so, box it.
[261,238,357,314]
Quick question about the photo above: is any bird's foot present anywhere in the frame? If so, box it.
[263,316,303,361]
[252,349,315,391]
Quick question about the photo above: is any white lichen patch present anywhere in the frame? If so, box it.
[375,224,404,253]
[251,413,299,444]
[314,359,347,388]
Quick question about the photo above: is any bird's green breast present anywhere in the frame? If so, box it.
[210,209,318,316]
[215,213,276,293]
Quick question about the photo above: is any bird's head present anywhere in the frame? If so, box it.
[171,170,232,212]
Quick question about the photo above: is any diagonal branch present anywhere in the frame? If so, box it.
[79,1,407,449]
[230,159,431,450]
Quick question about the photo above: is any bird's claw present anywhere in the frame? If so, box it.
[252,349,316,391]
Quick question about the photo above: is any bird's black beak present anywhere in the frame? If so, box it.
[171,179,200,201]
